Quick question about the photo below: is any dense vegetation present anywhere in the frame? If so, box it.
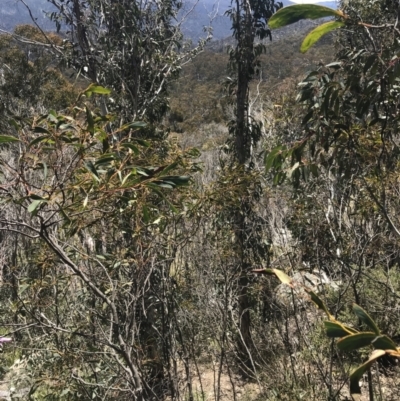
[0,1,400,400]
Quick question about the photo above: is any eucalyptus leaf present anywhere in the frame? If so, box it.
[0,135,19,144]
[268,4,344,30]
[300,21,344,53]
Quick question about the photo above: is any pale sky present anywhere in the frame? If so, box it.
[290,0,336,3]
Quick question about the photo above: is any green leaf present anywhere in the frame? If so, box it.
[158,162,179,176]
[363,55,378,74]
[134,138,150,147]
[29,194,47,201]
[300,21,344,53]
[337,332,376,352]
[38,162,48,181]
[142,205,150,224]
[265,145,284,173]
[121,121,147,130]
[159,175,190,187]
[28,199,45,214]
[305,289,332,319]
[349,350,386,399]
[94,155,115,167]
[121,143,140,155]
[85,161,100,182]
[58,205,71,224]
[150,186,179,214]
[89,85,111,95]
[29,136,50,148]
[33,126,51,134]
[86,106,95,134]
[371,335,398,351]
[0,135,19,144]
[268,4,344,29]
[84,85,111,97]
[353,304,380,335]
[324,321,358,338]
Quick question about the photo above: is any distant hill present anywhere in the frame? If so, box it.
[0,0,338,40]
[182,0,338,41]
[0,0,54,30]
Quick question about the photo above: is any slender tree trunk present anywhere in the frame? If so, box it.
[233,0,255,371]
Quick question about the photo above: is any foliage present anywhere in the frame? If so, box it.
[262,1,400,399]
[0,25,77,115]
[269,4,344,53]
[259,267,400,400]
[0,85,200,399]
[47,0,203,123]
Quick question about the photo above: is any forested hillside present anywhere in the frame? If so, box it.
[0,1,400,401]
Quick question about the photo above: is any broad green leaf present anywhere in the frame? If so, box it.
[0,135,19,144]
[353,304,380,335]
[268,4,344,29]
[324,321,358,338]
[89,85,111,95]
[337,332,376,352]
[305,289,332,319]
[371,335,398,351]
[300,21,344,53]
[349,350,386,399]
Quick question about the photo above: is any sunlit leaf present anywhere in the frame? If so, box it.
[300,21,344,53]
[350,350,386,398]
[268,4,344,29]
[28,199,46,214]
[252,268,293,287]
[353,304,380,335]
[324,321,358,338]
[84,84,111,97]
